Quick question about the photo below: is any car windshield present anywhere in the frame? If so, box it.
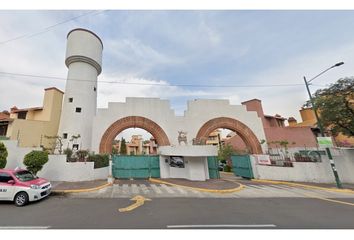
[14,170,37,182]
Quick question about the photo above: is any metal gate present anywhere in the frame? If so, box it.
[207,156,220,179]
[112,155,160,179]
[231,155,254,179]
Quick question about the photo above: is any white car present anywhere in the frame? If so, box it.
[0,168,51,206]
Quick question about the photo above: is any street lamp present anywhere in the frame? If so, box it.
[303,62,344,189]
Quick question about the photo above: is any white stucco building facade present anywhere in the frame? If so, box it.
[54,28,266,181]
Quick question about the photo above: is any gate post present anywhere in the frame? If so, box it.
[108,155,114,184]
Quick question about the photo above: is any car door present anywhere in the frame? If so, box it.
[0,172,15,200]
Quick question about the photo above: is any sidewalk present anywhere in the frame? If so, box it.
[51,180,109,193]
[275,181,354,191]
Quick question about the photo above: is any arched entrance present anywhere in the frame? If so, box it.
[99,116,170,154]
[195,117,263,154]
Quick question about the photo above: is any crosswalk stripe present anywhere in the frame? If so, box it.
[189,189,204,197]
[267,185,291,190]
[246,184,265,189]
[110,185,118,197]
[139,184,150,194]
[131,184,139,194]
[151,184,163,194]
[160,184,175,194]
[174,186,188,195]
[122,184,129,194]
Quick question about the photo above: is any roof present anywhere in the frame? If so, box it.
[264,114,287,120]
[45,87,64,94]
[0,112,10,120]
[11,107,43,113]
[294,119,317,127]
[241,98,261,104]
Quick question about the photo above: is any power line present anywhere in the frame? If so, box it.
[0,71,322,88]
[0,10,106,45]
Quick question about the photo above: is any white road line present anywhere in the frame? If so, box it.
[174,186,188,195]
[131,184,139,194]
[122,184,129,194]
[151,184,163,194]
[0,226,51,229]
[167,224,277,228]
[160,184,175,194]
[246,184,266,189]
[139,184,150,194]
[111,185,119,198]
[189,189,205,197]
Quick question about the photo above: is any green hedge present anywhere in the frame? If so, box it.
[0,142,8,169]
[87,154,109,169]
[23,150,48,175]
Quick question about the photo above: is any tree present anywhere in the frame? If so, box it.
[120,138,127,155]
[305,77,354,137]
[23,150,49,175]
[0,142,8,169]
[217,144,235,164]
[44,135,63,154]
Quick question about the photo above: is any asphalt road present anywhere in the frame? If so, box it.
[0,196,354,229]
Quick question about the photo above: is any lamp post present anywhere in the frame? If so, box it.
[303,62,344,189]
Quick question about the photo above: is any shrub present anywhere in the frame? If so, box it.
[76,150,89,162]
[223,165,232,172]
[63,148,73,161]
[0,142,8,169]
[87,154,109,169]
[23,150,49,175]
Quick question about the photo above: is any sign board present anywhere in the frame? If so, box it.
[317,137,333,148]
[254,154,271,165]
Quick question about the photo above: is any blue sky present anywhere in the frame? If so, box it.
[0,10,352,122]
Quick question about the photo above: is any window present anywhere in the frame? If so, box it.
[63,133,68,139]
[17,111,27,119]
[69,98,73,103]
[75,107,82,113]
[0,173,13,183]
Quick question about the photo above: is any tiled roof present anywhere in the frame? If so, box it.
[0,112,10,120]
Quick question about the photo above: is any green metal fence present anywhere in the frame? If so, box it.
[231,155,254,179]
[112,155,160,179]
[207,156,220,179]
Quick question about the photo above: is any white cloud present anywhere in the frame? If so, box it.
[241,41,354,120]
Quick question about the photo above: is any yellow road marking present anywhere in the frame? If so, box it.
[300,192,354,207]
[118,195,151,212]
[52,183,113,193]
[149,178,244,194]
[252,179,354,194]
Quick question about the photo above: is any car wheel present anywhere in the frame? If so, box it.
[14,192,29,207]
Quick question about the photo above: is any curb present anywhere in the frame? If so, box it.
[252,179,354,194]
[149,178,244,194]
[52,182,113,194]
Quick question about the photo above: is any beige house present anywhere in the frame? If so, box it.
[1,87,63,149]
[206,129,222,147]
[112,135,158,155]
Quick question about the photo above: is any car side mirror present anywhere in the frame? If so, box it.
[8,180,15,185]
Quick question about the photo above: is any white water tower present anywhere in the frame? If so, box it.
[58,28,103,151]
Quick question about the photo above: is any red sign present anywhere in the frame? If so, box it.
[255,155,271,165]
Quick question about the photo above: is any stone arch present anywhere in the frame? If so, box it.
[99,116,170,154]
[195,117,263,154]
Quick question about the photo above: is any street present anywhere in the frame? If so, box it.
[0,193,354,229]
